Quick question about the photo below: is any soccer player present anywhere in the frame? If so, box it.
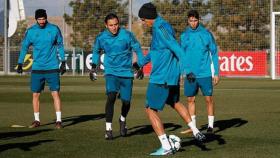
[17,9,66,129]
[138,3,205,155]
[90,13,144,140]
[180,10,219,134]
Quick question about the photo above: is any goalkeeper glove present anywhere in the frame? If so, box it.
[60,61,66,75]
[136,68,144,80]
[133,62,140,71]
[89,63,97,81]
[186,72,196,83]
[17,63,23,74]
[133,63,144,80]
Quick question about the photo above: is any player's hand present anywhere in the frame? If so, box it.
[133,63,143,80]
[133,62,141,71]
[17,63,23,74]
[136,68,144,80]
[213,76,220,85]
[186,72,196,83]
[89,63,97,81]
[60,61,66,75]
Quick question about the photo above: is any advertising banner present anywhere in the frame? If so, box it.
[219,51,267,77]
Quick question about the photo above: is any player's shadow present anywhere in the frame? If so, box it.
[181,118,248,151]
[200,117,248,133]
[180,133,225,151]
[0,140,55,152]
[42,113,105,128]
[126,123,182,137]
[0,129,53,140]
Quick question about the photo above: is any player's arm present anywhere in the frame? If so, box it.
[208,32,219,77]
[56,27,66,75]
[208,31,219,85]
[90,36,102,81]
[92,36,102,66]
[18,30,32,65]
[156,26,190,74]
[129,32,144,65]
[133,52,151,80]
[136,52,151,67]
[56,26,65,62]
[17,30,32,73]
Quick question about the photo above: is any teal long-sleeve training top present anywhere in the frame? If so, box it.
[139,16,188,86]
[92,28,144,78]
[180,24,219,78]
[18,22,65,70]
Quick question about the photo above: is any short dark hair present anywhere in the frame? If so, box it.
[104,13,119,23]
[138,2,157,19]
[35,9,47,19]
[187,10,199,19]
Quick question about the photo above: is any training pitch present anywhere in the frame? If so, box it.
[0,76,280,158]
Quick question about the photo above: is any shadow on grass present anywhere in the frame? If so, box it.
[43,113,105,128]
[0,129,53,140]
[126,123,182,137]
[0,140,55,152]
[181,118,248,151]
[181,133,225,151]
[200,118,248,133]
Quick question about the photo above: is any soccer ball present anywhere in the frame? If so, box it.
[168,135,181,151]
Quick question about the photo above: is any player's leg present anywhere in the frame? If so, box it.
[146,107,174,155]
[51,91,62,129]
[29,73,45,128]
[47,72,62,129]
[119,77,133,136]
[199,77,215,133]
[167,86,205,141]
[104,75,119,139]
[146,83,173,155]
[31,92,41,128]
[205,96,214,133]
[181,78,199,133]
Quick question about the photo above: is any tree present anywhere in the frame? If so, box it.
[208,0,270,51]
[0,20,27,47]
[0,35,3,46]
[9,20,28,47]
[139,0,209,47]
[64,0,128,52]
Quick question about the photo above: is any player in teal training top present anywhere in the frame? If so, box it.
[90,13,144,140]
[180,10,219,134]
[138,3,205,156]
[17,9,66,129]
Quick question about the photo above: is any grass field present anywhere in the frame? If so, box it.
[1,76,280,158]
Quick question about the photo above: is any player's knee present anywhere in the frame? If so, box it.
[107,92,117,102]
[187,97,195,105]
[205,96,213,105]
[122,100,130,107]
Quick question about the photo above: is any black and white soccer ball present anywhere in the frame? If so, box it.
[168,135,181,151]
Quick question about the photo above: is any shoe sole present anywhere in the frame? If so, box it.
[180,128,192,134]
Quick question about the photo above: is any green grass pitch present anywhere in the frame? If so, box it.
[0,76,280,158]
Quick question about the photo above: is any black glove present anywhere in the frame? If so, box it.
[133,62,140,71]
[89,63,97,81]
[136,68,144,80]
[60,61,66,75]
[17,63,23,74]
[186,72,196,83]
[133,63,144,80]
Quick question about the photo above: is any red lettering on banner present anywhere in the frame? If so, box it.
[219,51,267,76]
[142,50,267,77]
